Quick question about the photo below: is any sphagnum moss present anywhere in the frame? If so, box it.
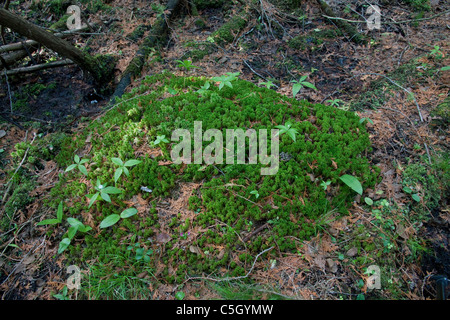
[49,73,379,280]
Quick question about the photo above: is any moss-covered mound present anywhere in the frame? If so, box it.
[47,73,379,282]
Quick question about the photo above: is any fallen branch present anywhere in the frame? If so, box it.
[184,246,274,283]
[0,8,113,84]
[110,0,181,103]
[315,0,367,44]
[0,26,90,53]
[1,59,74,76]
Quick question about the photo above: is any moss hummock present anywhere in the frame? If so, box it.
[48,73,379,282]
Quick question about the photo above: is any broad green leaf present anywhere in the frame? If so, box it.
[403,186,412,194]
[78,225,92,233]
[56,201,63,222]
[100,214,121,228]
[339,174,363,195]
[175,291,185,300]
[74,154,80,164]
[287,130,296,142]
[114,167,123,183]
[78,164,88,176]
[123,166,130,176]
[58,238,71,254]
[364,197,373,206]
[412,194,421,202]
[36,218,61,226]
[102,186,122,194]
[111,157,124,166]
[292,83,302,97]
[67,217,84,228]
[100,192,111,203]
[301,81,317,90]
[65,164,77,172]
[88,192,100,208]
[120,207,138,219]
[67,226,78,240]
[124,159,142,167]
[441,66,450,71]
[79,159,89,164]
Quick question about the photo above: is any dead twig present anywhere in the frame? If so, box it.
[184,246,274,283]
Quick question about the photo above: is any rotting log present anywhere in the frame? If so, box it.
[0,8,113,84]
[315,0,367,45]
[110,0,182,103]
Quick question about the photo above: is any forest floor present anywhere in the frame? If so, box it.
[0,0,449,300]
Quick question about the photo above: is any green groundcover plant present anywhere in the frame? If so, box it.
[48,72,379,281]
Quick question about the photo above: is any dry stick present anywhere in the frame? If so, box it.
[321,9,450,25]
[3,68,12,112]
[0,26,90,53]
[243,60,279,89]
[2,59,74,76]
[184,246,274,283]
[0,132,36,209]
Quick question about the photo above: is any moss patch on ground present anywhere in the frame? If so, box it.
[43,73,379,288]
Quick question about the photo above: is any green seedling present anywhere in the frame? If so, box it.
[291,75,317,97]
[111,157,142,183]
[87,179,122,208]
[37,201,63,226]
[65,154,89,176]
[326,99,344,107]
[359,117,374,125]
[58,217,92,254]
[175,59,199,71]
[153,135,169,146]
[127,243,153,262]
[320,180,331,190]
[275,121,298,142]
[403,186,421,202]
[211,72,240,90]
[250,190,259,199]
[430,45,443,59]
[197,81,211,95]
[100,207,138,228]
[259,80,275,89]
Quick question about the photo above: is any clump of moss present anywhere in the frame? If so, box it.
[50,72,379,278]
[212,15,247,45]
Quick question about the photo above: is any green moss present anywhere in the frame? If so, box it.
[192,0,227,10]
[49,72,378,279]
[212,15,247,45]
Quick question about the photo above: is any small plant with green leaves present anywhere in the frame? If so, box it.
[58,217,92,254]
[259,80,275,89]
[275,121,298,142]
[211,72,240,90]
[403,186,421,202]
[111,157,142,183]
[65,154,89,176]
[359,117,374,125]
[153,135,169,146]
[197,81,210,95]
[326,98,344,108]
[53,286,70,300]
[320,180,331,191]
[291,75,317,97]
[87,179,122,208]
[127,242,153,263]
[175,59,199,72]
[37,201,63,226]
[429,45,444,59]
[99,207,138,228]
[250,190,259,199]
